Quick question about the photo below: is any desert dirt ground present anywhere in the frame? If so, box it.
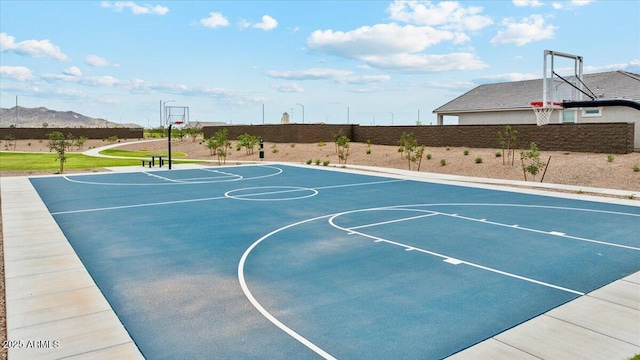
[0,137,639,358]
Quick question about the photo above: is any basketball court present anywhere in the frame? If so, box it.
[3,163,639,359]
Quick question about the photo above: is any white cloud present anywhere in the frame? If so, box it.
[101,1,168,15]
[266,68,391,84]
[85,55,118,67]
[338,75,391,84]
[253,15,278,31]
[0,32,68,60]
[387,1,493,31]
[359,52,488,72]
[43,72,122,87]
[583,59,640,73]
[308,23,464,58]
[63,66,82,76]
[200,12,229,29]
[267,68,353,80]
[0,65,34,81]
[473,72,538,84]
[307,23,486,73]
[551,0,593,10]
[271,82,304,93]
[513,0,544,7]
[491,15,557,46]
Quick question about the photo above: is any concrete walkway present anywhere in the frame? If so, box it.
[2,176,144,359]
[2,156,638,359]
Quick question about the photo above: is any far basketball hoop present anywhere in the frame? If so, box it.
[165,105,189,129]
[531,101,562,126]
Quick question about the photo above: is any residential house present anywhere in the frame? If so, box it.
[433,71,640,149]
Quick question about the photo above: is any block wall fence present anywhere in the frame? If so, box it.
[0,128,144,140]
[203,123,635,154]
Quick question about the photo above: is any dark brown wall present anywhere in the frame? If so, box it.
[203,124,355,144]
[0,128,143,140]
[204,123,635,153]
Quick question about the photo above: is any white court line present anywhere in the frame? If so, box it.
[225,186,318,201]
[348,213,439,230]
[434,211,640,251]
[238,214,337,360]
[51,195,228,215]
[143,171,189,183]
[61,165,282,186]
[49,178,402,215]
[328,213,585,296]
[315,178,406,190]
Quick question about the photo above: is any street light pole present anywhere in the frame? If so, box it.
[387,112,394,125]
[296,103,305,123]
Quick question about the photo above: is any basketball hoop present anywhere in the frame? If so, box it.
[531,101,562,126]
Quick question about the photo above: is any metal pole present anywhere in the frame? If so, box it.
[297,103,304,123]
[168,124,172,170]
[159,100,162,127]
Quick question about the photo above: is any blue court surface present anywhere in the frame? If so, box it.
[29,164,640,359]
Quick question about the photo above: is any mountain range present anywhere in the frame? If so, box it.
[0,106,141,128]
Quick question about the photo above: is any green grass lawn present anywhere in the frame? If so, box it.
[0,151,196,171]
[99,149,186,158]
[0,152,143,170]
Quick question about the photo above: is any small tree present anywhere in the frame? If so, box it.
[335,134,350,164]
[74,136,88,150]
[48,131,72,173]
[497,125,518,166]
[398,132,424,170]
[211,128,231,165]
[3,134,16,151]
[521,142,546,182]
[237,133,259,155]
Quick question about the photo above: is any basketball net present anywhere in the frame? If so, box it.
[531,101,561,126]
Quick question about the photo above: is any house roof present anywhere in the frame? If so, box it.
[433,71,640,114]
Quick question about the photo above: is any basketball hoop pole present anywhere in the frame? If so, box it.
[168,124,173,170]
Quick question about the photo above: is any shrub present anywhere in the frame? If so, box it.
[440,159,446,166]
[463,149,469,156]
[521,142,546,181]
[318,141,326,147]
[607,154,614,162]
[445,146,450,151]
[495,150,502,157]
[237,133,259,154]
[306,159,312,165]
[426,153,432,160]
[633,165,640,172]
[475,157,483,164]
[323,160,330,166]
[315,159,320,165]
[366,148,371,155]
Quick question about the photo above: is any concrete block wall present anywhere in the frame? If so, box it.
[0,128,144,140]
[190,122,635,154]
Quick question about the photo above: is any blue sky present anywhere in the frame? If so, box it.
[1,0,638,127]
